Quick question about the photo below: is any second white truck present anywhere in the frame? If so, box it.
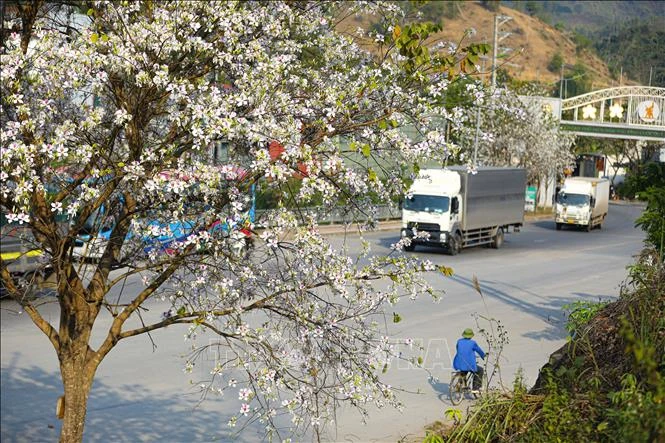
[400,167,527,255]
[555,177,610,232]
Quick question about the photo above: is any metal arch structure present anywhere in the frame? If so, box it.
[558,86,665,141]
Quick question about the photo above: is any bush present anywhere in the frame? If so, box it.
[573,32,593,54]
[434,250,665,442]
[563,299,608,338]
[479,0,500,12]
[635,186,665,256]
[622,161,665,199]
[547,52,564,73]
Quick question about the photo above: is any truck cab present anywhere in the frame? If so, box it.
[401,169,462,252]
[555,177,609,232]
[401,167,526,254]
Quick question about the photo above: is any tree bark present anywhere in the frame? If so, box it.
[59,352,96,443]
[56,263,102,443]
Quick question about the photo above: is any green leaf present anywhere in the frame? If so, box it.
[91,33,99,43]
[176,306,186,316]
[101,34,109,42]
[393,312,402,323]
[597,422,609,432]
[368,168,377,182]
[87,8,94,16]
[417,356,423,365]
[378,119,388,130]
[361,144,371,158]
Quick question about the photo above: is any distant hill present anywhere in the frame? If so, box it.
[503,1,665,35]
[503,1,665,86]
[338,1,620,95]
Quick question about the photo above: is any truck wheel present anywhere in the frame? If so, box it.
[448,233,462,256]
[585,219,592,232]
[556,223,562,231]
[491,228,504,249]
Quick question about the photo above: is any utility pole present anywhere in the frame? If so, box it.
[491,14,512,91]
[620,66,623,86]
[473,55,486,167]
[560,64,564,99]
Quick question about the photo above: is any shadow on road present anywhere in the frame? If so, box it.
[0,353,264,443]
[448,276,616,342]
[427,375,450,404]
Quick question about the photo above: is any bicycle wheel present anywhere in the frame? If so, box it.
[471,371,488,399]
[449,373,465,405]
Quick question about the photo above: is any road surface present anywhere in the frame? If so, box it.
[1,202,645,442]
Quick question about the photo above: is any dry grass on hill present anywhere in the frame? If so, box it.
[338,2,621,90]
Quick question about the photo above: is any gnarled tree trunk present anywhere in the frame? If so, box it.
[59,351,96,443]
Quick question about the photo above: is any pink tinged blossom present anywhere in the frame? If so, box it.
[239,403,250,416]
[238,388,252,401]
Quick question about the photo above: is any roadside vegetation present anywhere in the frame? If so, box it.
[440,248,664,442]
[426,189,665,441]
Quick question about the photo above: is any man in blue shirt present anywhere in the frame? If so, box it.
[452,328,486,390]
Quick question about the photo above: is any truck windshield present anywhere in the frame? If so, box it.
[557,192,589,206]
[403,194,450,214]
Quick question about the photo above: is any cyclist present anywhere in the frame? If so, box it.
[452,328,486,391]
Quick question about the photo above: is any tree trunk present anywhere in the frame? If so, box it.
[59,349,96,443]
[56,264,102,443]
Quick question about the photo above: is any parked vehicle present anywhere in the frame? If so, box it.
[555,177,609,232]
[1,220,45,275]
[400,167,527,254]
[73,175,256,261]
[0,210,55,297]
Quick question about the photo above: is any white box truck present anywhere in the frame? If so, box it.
[400,167,527,255]
[555,177,609,232]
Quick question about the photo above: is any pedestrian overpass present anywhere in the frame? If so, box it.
[529,86,665,142]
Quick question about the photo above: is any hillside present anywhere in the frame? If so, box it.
[339,1,619,92]
[433,2,615,88]
[503,0,665,86]
[503,0,665,34]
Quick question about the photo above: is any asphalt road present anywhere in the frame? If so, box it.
[1,202,645,442]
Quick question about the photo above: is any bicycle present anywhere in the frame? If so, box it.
[449,369,487,405]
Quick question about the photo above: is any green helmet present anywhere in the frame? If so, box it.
[462,328,474,338]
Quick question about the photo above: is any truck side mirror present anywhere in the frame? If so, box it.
[451,198,459,214]
[590,197,595,207]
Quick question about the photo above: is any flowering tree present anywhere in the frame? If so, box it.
[451,82,575,200]
[481,89,575,205]
[1,1,486,441]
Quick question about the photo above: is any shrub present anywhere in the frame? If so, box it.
[563,299,608,338]
[432,250,665,442]
[547,52,564,73]
[635,186,665,256]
